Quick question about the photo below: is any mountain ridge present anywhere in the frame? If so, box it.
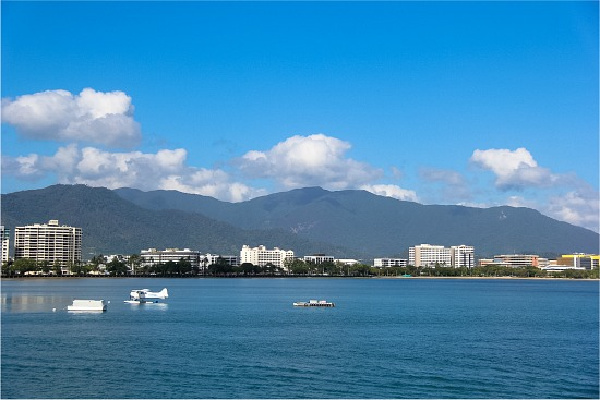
[0,185,351,258]
[115,185,599,257]
[1,184,598,259]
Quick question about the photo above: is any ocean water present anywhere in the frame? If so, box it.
[1,278,598,399]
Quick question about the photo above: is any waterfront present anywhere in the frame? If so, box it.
[1,278,598,399]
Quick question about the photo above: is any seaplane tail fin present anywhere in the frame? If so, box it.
[159,288,169,299]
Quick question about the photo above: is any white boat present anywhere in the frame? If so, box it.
[293,299,335,307]
[67,300,107,312]
[125,288,168,304]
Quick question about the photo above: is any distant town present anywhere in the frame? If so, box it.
[2,220,598,279]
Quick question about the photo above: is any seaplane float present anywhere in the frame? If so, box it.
[124,288,169,304]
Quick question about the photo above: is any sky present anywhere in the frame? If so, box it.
[1,1,598,232]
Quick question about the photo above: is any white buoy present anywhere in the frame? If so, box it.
[52,308,57,312]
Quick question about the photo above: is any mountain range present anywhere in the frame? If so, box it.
[1,184,598,261]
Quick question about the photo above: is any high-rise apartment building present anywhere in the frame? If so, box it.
[1,226,10,263]
[409,244,475,268]
[240,245,294,269]
[451,245,474,269]
[14,220,82,267]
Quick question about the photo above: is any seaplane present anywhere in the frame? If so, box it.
[124,288,169,304]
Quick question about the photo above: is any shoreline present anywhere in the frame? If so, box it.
[2,275,598,281]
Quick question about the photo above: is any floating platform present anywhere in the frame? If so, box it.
[67,299,107,312]
[293,300,335,307]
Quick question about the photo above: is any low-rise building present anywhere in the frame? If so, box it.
[302,254,335,265]
[335,258,360,265]
[204,253,239,267]
[493,254,539,268]
[373,258,407,268]
[478,258,494,267]
[556,254,599,270]
[140,247,202,268]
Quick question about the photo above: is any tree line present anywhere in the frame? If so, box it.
[2,256,598,279]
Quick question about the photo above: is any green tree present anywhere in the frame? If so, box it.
[286,259,308,275]
[13,258,37,275]
[177,258,192,276]
[107,256,128,276]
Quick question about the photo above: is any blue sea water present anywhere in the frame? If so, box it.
[1,278,598,399]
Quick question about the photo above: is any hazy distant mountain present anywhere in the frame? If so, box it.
[115,186,599,257]
[0,185,350,258]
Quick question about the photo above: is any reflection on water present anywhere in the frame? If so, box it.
[125,302,168,312]
[1,293,170,313]
[1,293,74,313]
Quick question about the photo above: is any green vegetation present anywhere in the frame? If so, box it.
[2,256,598,279]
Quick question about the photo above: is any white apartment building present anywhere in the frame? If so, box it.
[335,258,360,265]
[451,245,475,269]
[240,245,294,269]
[373,258,407,268]
[204,253,240,267]
[1,226,10,263]
[409,244,451,267]
[302,254,335,264]
[14,220,82,267]
[140,247,202,267]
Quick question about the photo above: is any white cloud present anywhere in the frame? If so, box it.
[237,134,383,190]
[360,184,419,202]
[1,145,259,203]
[159,175,262,203]
[544,187,599,232]
[1,88,141,148]
[470,147,558,190]
[1,154,43,180]
[468,147,599,231]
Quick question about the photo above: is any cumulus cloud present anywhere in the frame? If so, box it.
[1,88,141,148]
[470,147,558,190]
[545,187,599,232]
[467,146,599,230]
[237,134,383,190]
[1,145,260,203]
[359,184,419,202]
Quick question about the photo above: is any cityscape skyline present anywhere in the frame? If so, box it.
[1,2,598,232]
[3,219,598,274]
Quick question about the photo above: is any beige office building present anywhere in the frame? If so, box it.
[14,220,82,267]
[409,244,452,267]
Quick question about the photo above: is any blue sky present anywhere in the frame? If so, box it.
[2,1,598,232]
